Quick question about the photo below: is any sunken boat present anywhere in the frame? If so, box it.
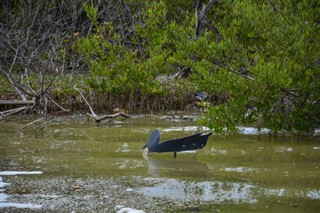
[143,130,212,157]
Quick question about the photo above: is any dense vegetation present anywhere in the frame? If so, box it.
[1,0,319,134]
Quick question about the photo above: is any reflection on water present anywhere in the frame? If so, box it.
[162,126,209,132]
[145,157,209,177]
[307,190,320,199]
[263,188,320,200]
[115,143,131,153]
[114,159,145,170]
[265,188,286,196]
[274,146,293,153]
[140,178,257,204]
[224,167,255,172]
[140,178,320,205]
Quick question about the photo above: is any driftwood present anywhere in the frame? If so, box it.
[74,87,131,125]
[0,99,34,118]
[0,106,27,118]
[92,112,131,123]
[0,100,35,105]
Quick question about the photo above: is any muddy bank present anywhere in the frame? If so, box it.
[2,175,206,213]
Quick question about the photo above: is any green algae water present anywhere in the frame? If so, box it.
[0,115,320,212]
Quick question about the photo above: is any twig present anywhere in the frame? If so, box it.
[194,51,255,81]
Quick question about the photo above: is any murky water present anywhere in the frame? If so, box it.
[1,115,320,212]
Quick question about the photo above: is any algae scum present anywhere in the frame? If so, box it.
[1,115,320,212]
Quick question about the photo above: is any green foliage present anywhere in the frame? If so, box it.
[192,0,320,134]
[77,0,178,97]
[83,2,98,26]
[76,0,319,134]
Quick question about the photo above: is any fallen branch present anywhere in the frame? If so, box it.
[92,112,132,123]
[0,100,35,105]
[75,87,131,125]
[0,106,27,119]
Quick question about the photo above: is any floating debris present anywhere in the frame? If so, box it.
[143,130,212,158]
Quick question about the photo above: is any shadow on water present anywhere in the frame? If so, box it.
[0,115,320,212]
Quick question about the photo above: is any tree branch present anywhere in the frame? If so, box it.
[74,86,97,117]
[194,51,255,81]
[75,87,131,125]
[45,94,70,112]
[195,0,219,42]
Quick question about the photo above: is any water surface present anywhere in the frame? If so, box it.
[0,115,319,212]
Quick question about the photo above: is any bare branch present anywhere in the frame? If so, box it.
[45,94,70,112]
[75,87,131,125]
[194,51,255,81]
[195,0,220,42]
[74,86,97,117]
